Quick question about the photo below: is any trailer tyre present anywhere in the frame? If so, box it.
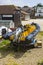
[34,40,42,48]
[34,43,38,48]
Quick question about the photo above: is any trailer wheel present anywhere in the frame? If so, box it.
[34,43,38,48]
[37,40,42,48]
[34,40,42,48]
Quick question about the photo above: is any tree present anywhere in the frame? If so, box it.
[37,3,43,7]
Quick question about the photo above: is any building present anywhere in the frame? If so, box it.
[35,6,43,18]
[22,6,34,19]
[0,5,30,28]
[0,5,21,28]
[21,11,30,21]
[22,6,31,13]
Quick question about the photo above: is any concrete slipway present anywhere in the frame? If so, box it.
[22,19,43,31]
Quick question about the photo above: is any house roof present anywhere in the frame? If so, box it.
[21,11,28,15]
[22,6,34,13]
[0,5,28,15]
[0,5,19,14]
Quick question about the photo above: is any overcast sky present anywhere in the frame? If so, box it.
[0,0,43,7]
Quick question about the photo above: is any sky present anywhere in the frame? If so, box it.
[0,0,43,7]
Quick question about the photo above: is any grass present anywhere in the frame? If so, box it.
[39,31,43,36]
[0,40,10,48]
[38,59,43,65]
[0,39,11,52]
[0,32,43,65]
[0,40,20,65]
[5,61,19,65]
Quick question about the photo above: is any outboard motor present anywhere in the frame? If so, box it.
[2,28,6,35]
[14,27,22,42]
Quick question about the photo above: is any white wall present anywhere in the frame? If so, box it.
[37,7,43,13]
[35,7,43,16]
[35,13,43,16]
[25,14,30,20]
[10,20,14,28]
[22,19,43,31]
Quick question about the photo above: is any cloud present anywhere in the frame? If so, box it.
[0,0,43,7]
[0,0,13,5]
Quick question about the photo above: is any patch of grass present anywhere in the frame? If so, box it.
[0,40,10,48]
[5,59,19,65]
[38,59,43,65]
[0,40,11,52]
[5,62,19,65]
[39,31,43,36]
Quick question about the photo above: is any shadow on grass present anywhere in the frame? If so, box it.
[38,63,43,65]
[0,42,35,59]
[38,60,43,65]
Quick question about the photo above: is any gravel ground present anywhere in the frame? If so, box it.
[0,33,43,65]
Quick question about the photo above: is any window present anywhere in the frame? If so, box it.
[3,15,13,17]
[38,10,41,13]
[2,15,13,20]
